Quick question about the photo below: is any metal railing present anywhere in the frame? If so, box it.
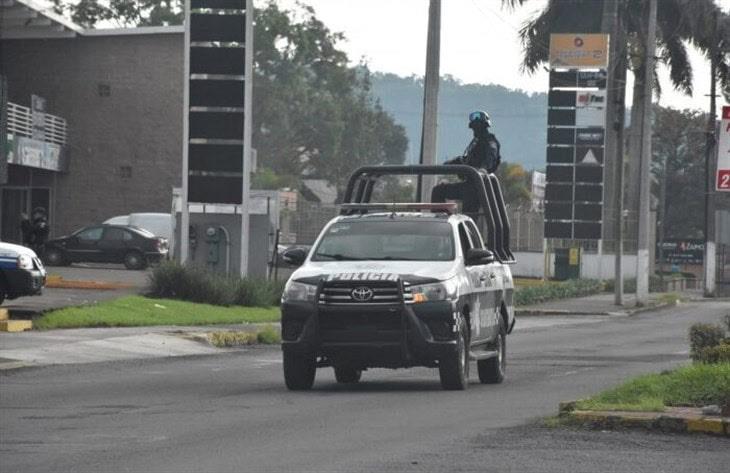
[6,101,67,146]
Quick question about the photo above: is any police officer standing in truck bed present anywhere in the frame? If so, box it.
[431,110,501,215]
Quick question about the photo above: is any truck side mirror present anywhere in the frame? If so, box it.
[282,247,307,266]
[466,248,495,265]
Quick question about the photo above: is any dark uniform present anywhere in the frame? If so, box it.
[431,111,501,217]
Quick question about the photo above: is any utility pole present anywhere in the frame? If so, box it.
[417,0,441,202]
[635,0,657,305]
[602,0,627,305]
[704,11,719,297]
[658,155,667,287]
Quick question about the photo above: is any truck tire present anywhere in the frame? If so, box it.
[478,317,506,384]
[124,251,147,270]
[334,366,361,384]
[439,314,469,390]
[283,350,316,391]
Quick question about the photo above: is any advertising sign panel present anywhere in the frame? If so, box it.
[549,34,609,68]
[717,106,730,191]
[656,240,704,265]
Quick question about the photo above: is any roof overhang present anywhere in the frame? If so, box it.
[0,0,84,39]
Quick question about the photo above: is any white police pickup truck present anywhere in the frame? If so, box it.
[280,202,515,391]
[0,242,46,305]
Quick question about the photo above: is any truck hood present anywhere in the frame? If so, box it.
[290,260,459,285]
[0,242,38,258]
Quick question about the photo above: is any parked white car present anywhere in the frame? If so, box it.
[0,242,46,305]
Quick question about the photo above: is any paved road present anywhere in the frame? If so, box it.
[1,302,728,473]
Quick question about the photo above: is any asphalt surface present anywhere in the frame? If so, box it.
[1,301,729,473]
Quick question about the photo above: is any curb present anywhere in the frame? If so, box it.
[516,301,674,317]
[558,401,729,437]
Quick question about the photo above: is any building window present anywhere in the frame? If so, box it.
[98,83,111,97]
[119,166,132,178]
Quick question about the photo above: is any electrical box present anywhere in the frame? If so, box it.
[206,226,220,264]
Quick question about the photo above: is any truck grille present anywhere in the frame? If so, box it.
[319,281,402,305]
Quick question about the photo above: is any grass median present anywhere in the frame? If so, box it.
[574,363,730,412]
[35,295,280,330]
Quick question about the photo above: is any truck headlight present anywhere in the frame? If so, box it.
[17,254,33,270]
[282,280,317,303]
[409,278,458,303]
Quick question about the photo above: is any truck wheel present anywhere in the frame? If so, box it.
[283,350,316,391]
[124,251,147,270]
[44,248,67,266]
[334,366,361,384]
[478,318,506,384]
[439,314,469,390]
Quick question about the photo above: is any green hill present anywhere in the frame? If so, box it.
[369,73,548,170]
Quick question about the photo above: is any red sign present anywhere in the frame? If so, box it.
[718,106,730,191]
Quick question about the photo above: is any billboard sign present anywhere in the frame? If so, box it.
[717,106,730,191]
[549,34,609,68]
[657,240,704,265]
[183,0,253,205]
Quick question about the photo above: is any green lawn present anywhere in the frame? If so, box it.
[575,363,730,412]
[35,296,281,330]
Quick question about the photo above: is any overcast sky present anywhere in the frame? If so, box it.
[273,0,730,112]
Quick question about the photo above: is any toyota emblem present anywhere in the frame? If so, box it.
[351,286,374,302]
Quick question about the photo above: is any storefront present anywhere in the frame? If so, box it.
[1,97,67,243]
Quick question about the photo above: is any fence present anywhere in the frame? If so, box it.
[280,202,545,251]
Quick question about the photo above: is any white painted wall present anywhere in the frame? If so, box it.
[512,251,638,280]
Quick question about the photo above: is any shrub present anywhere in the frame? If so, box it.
[695,341,730,364]
[603,276,662,293]
[514,279,603,306]
[208,331,258,347]
[256,325,281,344]
[689,323,726,362]
[149,262,283,307]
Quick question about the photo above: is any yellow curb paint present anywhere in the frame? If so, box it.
[0,320,33,332]
[686,418,725,435]
[0,309,8,321]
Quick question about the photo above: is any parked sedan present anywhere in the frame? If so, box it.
[44,225,168,270]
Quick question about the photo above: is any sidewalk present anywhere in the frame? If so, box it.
[516,292,682,316]
[0,324,263,369]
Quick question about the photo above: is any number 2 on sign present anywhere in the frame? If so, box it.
[719,170,730,190]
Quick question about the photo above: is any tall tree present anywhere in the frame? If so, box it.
[251,3,407,193]
[651,106,706,239]
[495,162,532,207]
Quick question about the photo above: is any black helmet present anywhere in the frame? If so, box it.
[468,110,491,129]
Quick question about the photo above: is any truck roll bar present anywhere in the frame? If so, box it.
[341,165,515,264]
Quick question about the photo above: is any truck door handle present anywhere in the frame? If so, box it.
[479,275,487,282]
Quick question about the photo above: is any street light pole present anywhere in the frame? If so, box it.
[635,0,657,305]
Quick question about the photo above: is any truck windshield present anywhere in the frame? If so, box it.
[312,220,454,261]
